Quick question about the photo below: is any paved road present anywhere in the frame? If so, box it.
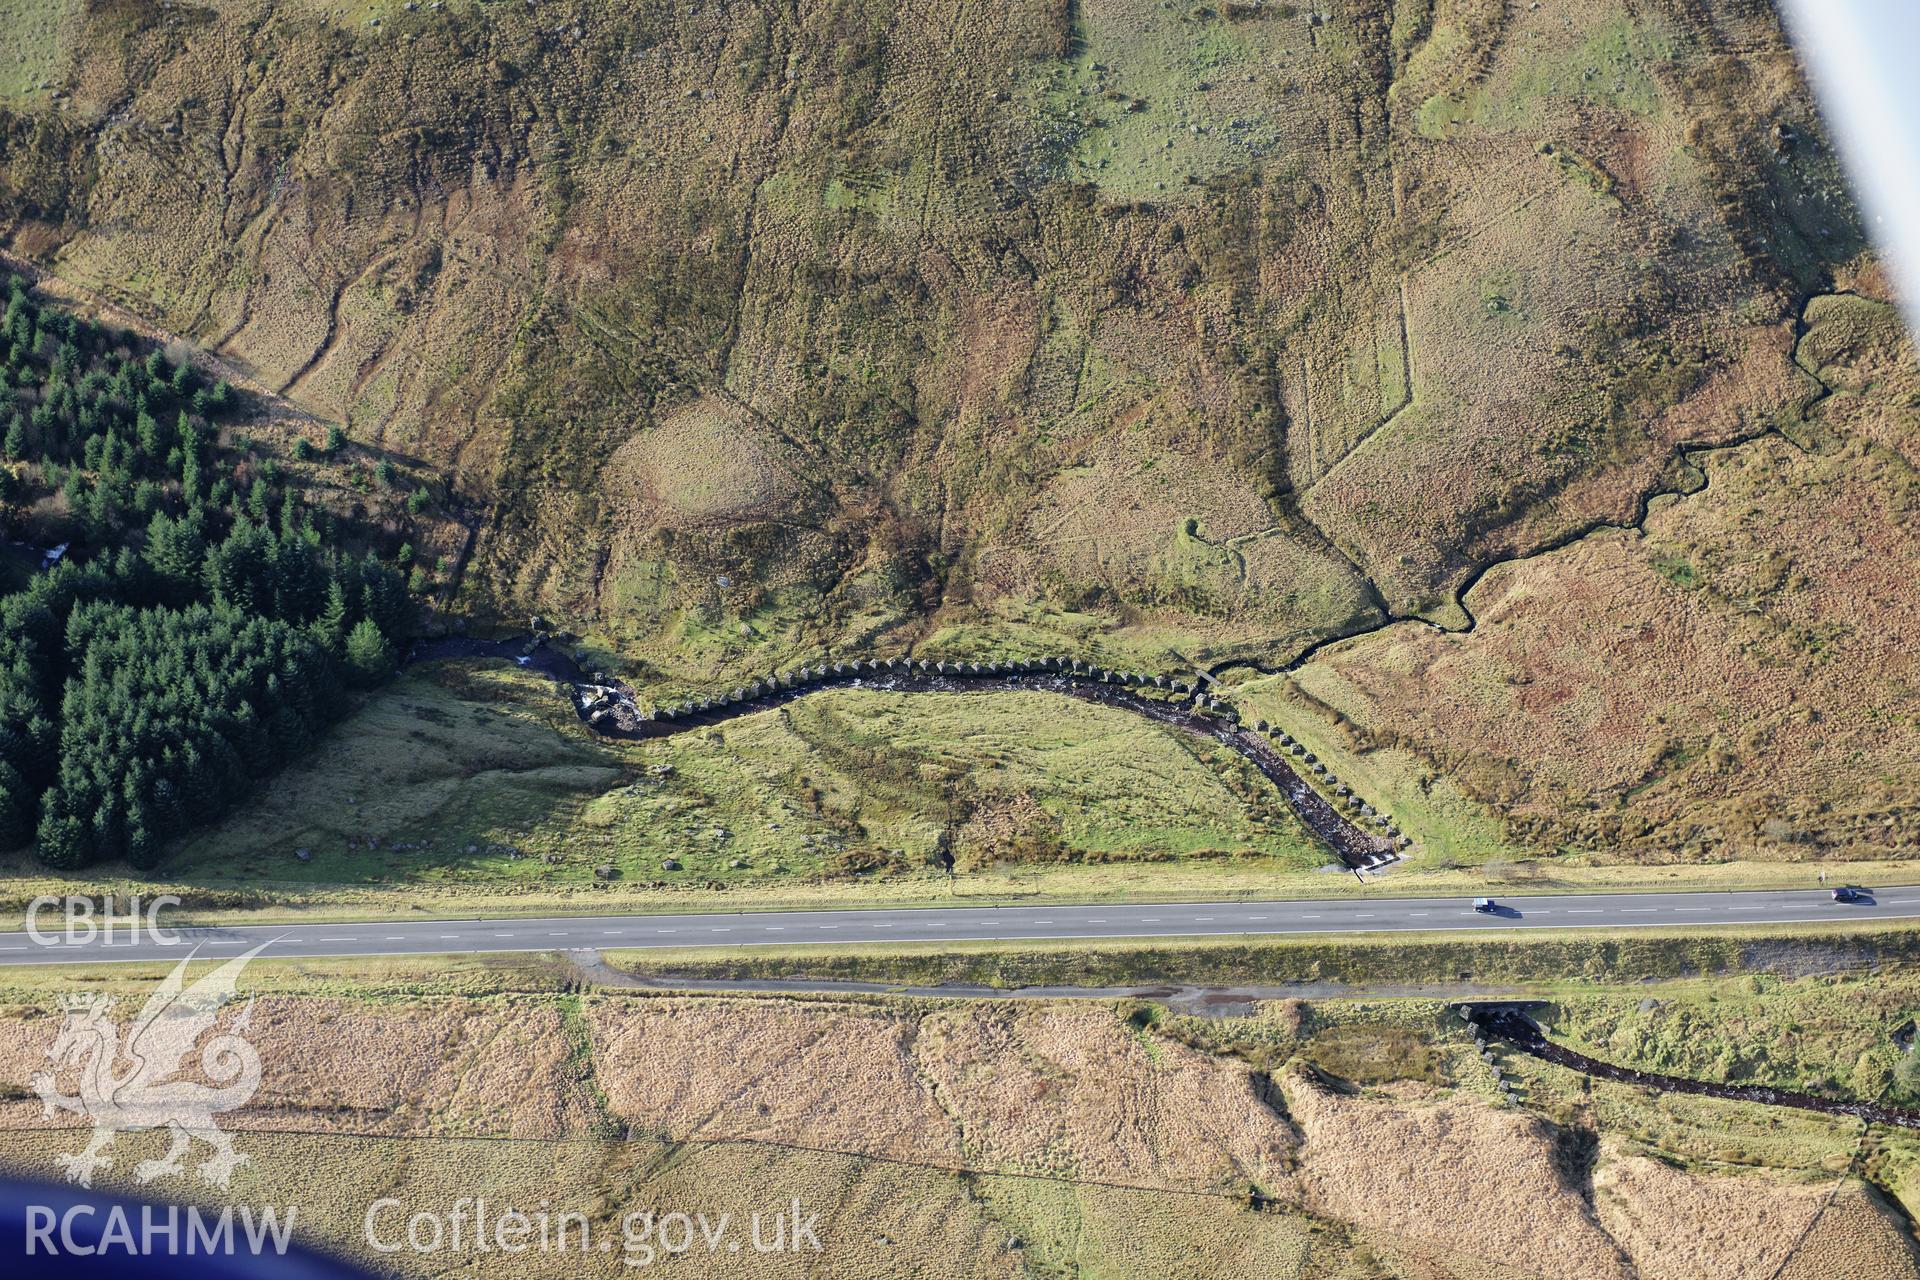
[0,887,1907,967]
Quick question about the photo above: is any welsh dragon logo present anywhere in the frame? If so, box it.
[32,944,270,1189]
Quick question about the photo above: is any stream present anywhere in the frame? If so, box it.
[407,636,1400,869]
[1467,1003,1920,1131]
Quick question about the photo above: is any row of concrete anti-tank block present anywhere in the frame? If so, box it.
[645,656,1404,851]
[645,656,1226,719]
[1242,716,1406,854]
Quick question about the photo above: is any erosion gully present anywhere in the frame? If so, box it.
[407,636,1396,868]
[1213,293,1848,684]
[1466,1003,1920,1131]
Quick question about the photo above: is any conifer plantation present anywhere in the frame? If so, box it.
[0,275,412,868]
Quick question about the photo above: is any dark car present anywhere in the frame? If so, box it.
[1832,885,1868,903]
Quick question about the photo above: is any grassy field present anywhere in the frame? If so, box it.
[0,661,1342,915]
[1016,0,1320,201]
[0,0,68,102]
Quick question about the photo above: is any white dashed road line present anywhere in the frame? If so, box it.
[5,890,1917,968]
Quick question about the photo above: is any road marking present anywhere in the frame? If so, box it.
[13,894,1920,966]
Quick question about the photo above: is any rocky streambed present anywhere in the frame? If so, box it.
[407,636,1402,870]
[1466,1003,1920,1130]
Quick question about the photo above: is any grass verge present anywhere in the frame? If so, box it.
[597,918,1920,992]
[6,856,1918,930]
